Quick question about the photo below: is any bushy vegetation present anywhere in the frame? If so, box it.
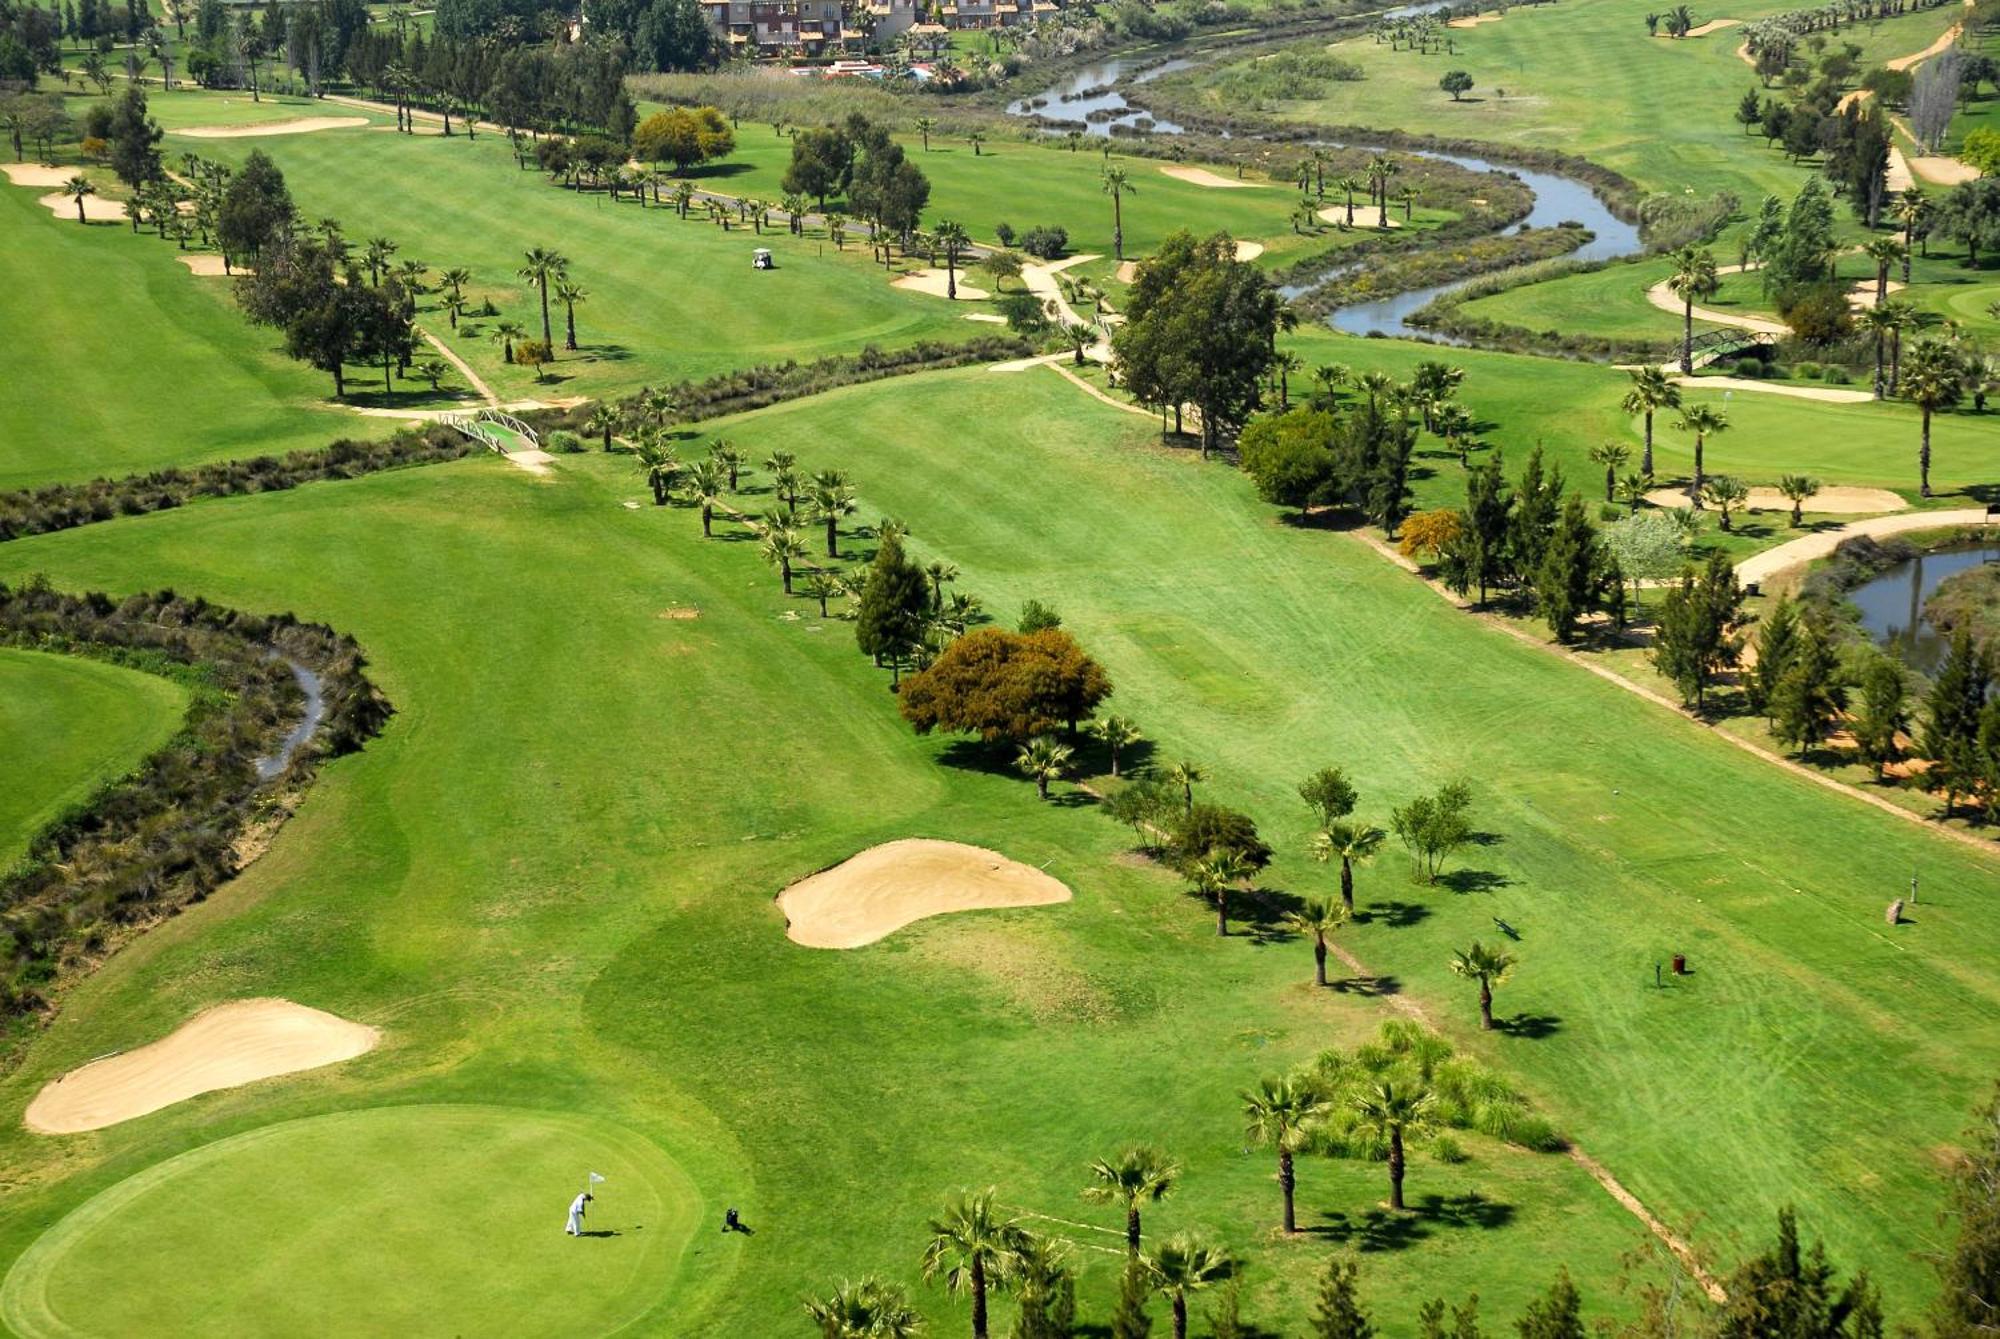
[1209,42,1365,105]
[0,580,388,1020]
[1297,224,1594,319]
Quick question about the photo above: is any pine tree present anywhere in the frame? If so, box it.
[1933,1083,2000,1338]
[1311,1257,1375,1339]
[1749,594,1800,722]
[854,530,929,678]
[1652,551,1744,710]
[1715,1209,1876,1338]
[1457,452,1512,606]
[1508,446,1564,584]
[1514,1269,1585,1339]
[1771,618,1845,757]
[1532,494,1604,644]
[1921,629,1995,814]
[1111,1255,1153,1339]
[1420,1294,1482,1338]
[1850,653,1908,781]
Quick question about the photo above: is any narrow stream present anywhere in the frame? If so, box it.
[255,659,326,781]
[1005,52,1644,336]
[1845,545,2000,677]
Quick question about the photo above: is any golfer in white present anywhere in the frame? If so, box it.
[566,1191,593,1236]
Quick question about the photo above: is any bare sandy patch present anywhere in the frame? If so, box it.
[1234,240,1266,262]
[1318,206,1402,228]
[2,163,79,188]
[963,311,1008,323]
[1846,278,1906,309]
[25,999,378,1134]
[1735,39,1754,66]
[1158,164,1264,189]
[1643,484,1904,514]
[1657,17,1740,37]
[175,253,247,277]
[1887,19,1963,71]
[892,267,990,301]
[1115,259,1139,283]
[36,190,124,222]
[177,115,370,138]
[1450,12,1504,26]
[505,448,556,476]
[778,838,1072,948]
[1668,373,1874,403]
[1909,154,1977,185]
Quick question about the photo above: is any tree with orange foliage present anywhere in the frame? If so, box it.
[898,628,1112,744]
[1399,508,1465,561]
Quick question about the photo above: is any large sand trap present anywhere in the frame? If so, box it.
[1450,12,1504,26]
[36,190,124,222]
[1319,206,1403,228]
[1643,484,1904,514]
[1158,164,1265,189]
[176,115,370,138]
[891,267,990,301]
[1,163,78,187]
[1234,240,1265,262]
[175,253,247,276]
[778,838,1072,948]
[1657,17,1740,37]
[25,999,379,1134]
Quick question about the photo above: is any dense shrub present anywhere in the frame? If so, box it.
[0,580,390,1021]
[1298,224,1593,318]
[1019,225,1070,260]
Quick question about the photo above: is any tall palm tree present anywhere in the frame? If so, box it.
[1448,941,1516,1031]
[1367,152,1399,228]
[1196,848,1254,936]
[1311,821,1384,913]
[1281,898,1349,987]
[1351,1079,1436,1210]
[934,219,969,300]
[1082,1147,1179,1254]
[1880,298,1916,395]
[682,458,725,536]
[1166,760,1204,813]
[1242,1075,1328,1233]
[1622,365,1681,477]
[1673,403,1728,505]
[1900,338,1965,498]
[1588,441,1631,502]
[1016,736,1074,801]
[554,279,586,350]
[1857,303,1899,399]
[924,560,959,609]
[61,174,94,223]
[1147,1234,1234,1339]
[915,114,936,150]
[1333,173,1364,227]
[1102,165,1134,261]
[804,1276,924,1338]
[761,525,808,593]
[518,245,567,348]
[1862,235,1904,304]
[920,1189,1028,1339]
[1665,245,1719,373]
[810,470,857,556]
[1893,187,1929,277]
[1086,715,1142,776]
[585,403,620,451]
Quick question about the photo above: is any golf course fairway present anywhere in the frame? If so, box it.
[1,1105,700,1338]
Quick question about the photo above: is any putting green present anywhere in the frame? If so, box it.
[1,1105,698,1338]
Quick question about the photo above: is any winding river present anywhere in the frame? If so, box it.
[1006,51,1644,337]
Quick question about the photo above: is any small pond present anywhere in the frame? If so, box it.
[1845,544,2000,676]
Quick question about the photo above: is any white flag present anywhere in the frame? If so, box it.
[588,1172,606,1184]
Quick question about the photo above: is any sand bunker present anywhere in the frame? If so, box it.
[1643,484,1904,514]
[1115,260,1140,283]
[778,838,1072,949]
[1158,165,1265,189]
[1318,206,1403,228]
[2,163,78,188]
[177,115,370,138]
[963,311,1008,323]
[175,253,246,277]
[25,999,379,1134]
[1657,17,1740,37]
[1234,240,1266,262]
[36,190,124,222]
[892,267,990,301]
[1449,12,1504,26]
[1847,278,1906,309]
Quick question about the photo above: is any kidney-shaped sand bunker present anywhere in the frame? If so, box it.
[777,839,1072,948]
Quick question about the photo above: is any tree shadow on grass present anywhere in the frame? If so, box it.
[1494,1012,1564,1040]
[1312,1191,1514,1252]
[1356,899,1429,928]
[1329,972,1402,998]
[1439,867,1512,894]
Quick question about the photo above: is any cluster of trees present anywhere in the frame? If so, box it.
[1235,372,1432,538]
[1114,230,1282,457]
[0,579,388,1017]
[776,112,934,249]
[238,222,427,396]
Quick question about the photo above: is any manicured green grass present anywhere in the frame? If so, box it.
[0,177,384,490]
[3,366,1998,1332]
[1453,259,1718,344]
[0,649,188,869]
[1,1105,694,1337]
[1945,27,2000,153]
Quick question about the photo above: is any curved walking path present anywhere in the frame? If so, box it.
[419,326,498,407]
[1645,264,1789,337]
[1735,506,1991,585]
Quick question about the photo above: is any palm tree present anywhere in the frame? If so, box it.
[62,174,94,223]
[1449,941,1516,1030]
[920,1189,1028,1339]
[1016,736,1074,800]
[1617,471,1654,514]
[1195,847,1253,936]
[1702,475,1750,530]
[1435,402,1476,466]
[709,441,745,491]
[635,440,679,505]
[1242,1075,1328,1233]
[1311,821,1385,914]
[1147,1234,1234,1339]
[1082,1147,1179,1254]
[363,235,397,286]
[1777,473,1820,527]
[1893,187,1930,277]
[924,560,959,609]
[1622,365,1681,477]
[761,525,808,594]
[800,570,843,618]
[585,403,621,451]
[673,179,696,218]
[1673,403,1728,505]
[1166,759,1204,813]
[682,458,725,535]
[810,471,858,556]
[934,219,970,300]
[1901,338,1965,498]
[1666,245,1719,373]
[804,1276,924,1338]
[915,115,936,151]
[1282,898,1349,987]
[1333,173,1364,227]
[967,129,986,156]
[1272,350,1302,408]
[1857,303,1899,398]
[1351,1079,1436,1210]
[1102,165,1134,261]
[519,245,567,348]
[1588,441,1630,503]
[1862,235,1904,304]
[1086,715,1142,776]
[554,279,586,350]
[489,318,525,365]
[1881,299,1916,395]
